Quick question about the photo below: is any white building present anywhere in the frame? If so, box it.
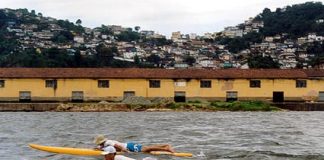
[189,33,197,40]
[74,36,84,43]
[308,33,317,40]
[223,27,243,38]
[203,33,213,39]
[123,52,144,59]
[265,37,274,42]
[316,19,324,24]
[171,31,181,41]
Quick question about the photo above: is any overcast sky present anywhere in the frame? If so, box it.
[2,0,322,36]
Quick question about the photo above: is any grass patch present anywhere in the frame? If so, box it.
[166,102,183,109]
[139,101,281,111]
[188,100,202,103]
[210,101,280,111]
[166,102,207,110]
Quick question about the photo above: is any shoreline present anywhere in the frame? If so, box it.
[0,101,324,112]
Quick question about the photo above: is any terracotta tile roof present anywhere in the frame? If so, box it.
[0,68,319,79]
[303,69,324,78]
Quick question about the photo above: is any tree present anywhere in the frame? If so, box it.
[226,37,249,53]
[17,8,29,15]
[37,12,43,17]
[0,10,6,27]
[52,31,74,43]
[100,25,113,35]
[31,10,36,16]
[146,54,161,64]
[261,8,272,16]
[76,19,82,26]
[144,38,172,46]
[73,50,82,67]
[21,49,47,67]
[307,41,324,56]
[0,30,19,55]
[257,2,324,37]
[95,44,116,66]
[134,55,140,65]
[248,55,280,68]
[44,48,72,67]
[134,26,141,32]
[243,32,263,44]
[184,56,196,66]
[116,30,140,42]
[57,20,84,34]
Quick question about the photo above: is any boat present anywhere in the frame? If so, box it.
[29,144,193,157]
[29,143,103,156]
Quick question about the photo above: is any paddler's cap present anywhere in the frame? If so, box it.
[94,135,107,145]
[101,146,116,155]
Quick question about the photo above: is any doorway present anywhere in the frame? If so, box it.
[273,92,284,102]
[174,91,186,102]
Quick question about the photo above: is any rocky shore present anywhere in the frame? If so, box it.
[2,96,324,111]
[0,99,283,112]
[0,102,216,112]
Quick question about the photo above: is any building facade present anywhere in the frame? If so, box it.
[0,68,323,102]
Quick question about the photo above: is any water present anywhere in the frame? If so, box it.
[1,112,324,160]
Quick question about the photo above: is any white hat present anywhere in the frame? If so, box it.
[101,146,116,155]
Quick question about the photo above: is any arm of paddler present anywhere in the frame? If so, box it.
[94,145,102,150]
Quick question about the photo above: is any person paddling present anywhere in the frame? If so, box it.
[94,135,175,153]
[102,146,135,160]
[103,146,157,160]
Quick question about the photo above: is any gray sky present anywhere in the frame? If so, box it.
[2,0,322,36]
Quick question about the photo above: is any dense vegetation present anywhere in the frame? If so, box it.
[218,31,263,53]
[165,101,281,111]
[210,101,280,111]
[248,55,280,69]
[215,2,324,68]
[256,2,324,38]
[219,2,324,51]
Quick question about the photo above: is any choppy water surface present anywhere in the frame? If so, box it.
[1,112,324,160]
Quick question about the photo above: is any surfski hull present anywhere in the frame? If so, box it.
[29,144,103,156]
[29,144,193,157]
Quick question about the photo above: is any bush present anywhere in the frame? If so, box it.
[188,100,201,103]
[210,101,279,111]
[166,103,182,109]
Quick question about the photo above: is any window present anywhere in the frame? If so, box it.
[200,80,212,88]
[19,91,31,102]
[149,80,160,88]
[174,80,186,87]
[296,80,307,88]
[45,80,57,88]
[226,91,238,102]
[98,80,109,88]
[72,91,84,102]
[124,91,135,98]
[0,80,5,88]
[250,80,261,88]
